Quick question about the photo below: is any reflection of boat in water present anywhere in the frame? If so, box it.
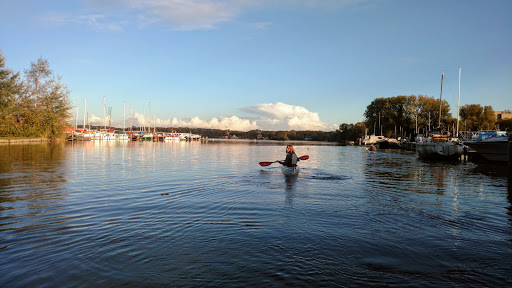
[281,165,300,176]
[416,132,464,160]
[464,131,509,162]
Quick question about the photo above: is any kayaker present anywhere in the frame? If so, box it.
[279,144,299,167]
[369,144,376,151]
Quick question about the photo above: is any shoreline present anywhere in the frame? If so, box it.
[206,138,339,146]
[0,138,49,144]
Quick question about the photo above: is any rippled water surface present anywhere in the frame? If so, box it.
[1,141,511,287]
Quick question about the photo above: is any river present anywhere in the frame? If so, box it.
[0,141,510,287]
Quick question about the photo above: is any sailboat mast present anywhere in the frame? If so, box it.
[456,68,461,136]
[75,97,78,130]
[123,101,126,132]
[83,96,87,129]
[438,73,444,128]
[103,96,106,130]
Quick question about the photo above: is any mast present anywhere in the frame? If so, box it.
[378,112,381,135]
[103,96,106,130]
[456,68,461,136]
[130,103,132,132]
[75,96,78,130]
[123,101,126,132]
[438,73,444,128]
[83,96,86,129]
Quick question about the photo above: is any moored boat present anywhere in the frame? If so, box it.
[281,165,300,176]
[416,70,465,161]
[464,131,509,162]
[416,132,464,160]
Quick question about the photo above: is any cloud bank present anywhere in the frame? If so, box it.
[87,102,336,131]
[242,102,336,131]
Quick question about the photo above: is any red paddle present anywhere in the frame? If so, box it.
[259,155,309,167]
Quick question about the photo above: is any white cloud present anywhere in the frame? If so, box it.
[87,103,336,131]
[251,22,272,30]
[42,0,367,31]
[129,113,258,131]
[242,102,336,131]
[40,12,124,32]
[87,114,111,126]
[127,0,250,31]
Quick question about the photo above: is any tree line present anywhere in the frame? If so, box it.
[2,51,508,142]
[0,51,72,138]
[96,126,340,142]
[335,95,508,143]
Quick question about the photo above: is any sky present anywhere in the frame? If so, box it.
[1,0,511,131]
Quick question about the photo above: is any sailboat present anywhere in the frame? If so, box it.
[416,70,465,160]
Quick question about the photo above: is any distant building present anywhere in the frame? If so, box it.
[495,110,512,120]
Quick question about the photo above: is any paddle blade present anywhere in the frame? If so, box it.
[259,161,275,167]
[299,155,309,160]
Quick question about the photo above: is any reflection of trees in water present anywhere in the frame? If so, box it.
[0,143,68,216]
[362,153,423,191]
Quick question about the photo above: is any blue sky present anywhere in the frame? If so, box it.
[1,0,511,131]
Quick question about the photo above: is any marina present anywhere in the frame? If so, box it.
[0,141,510,287]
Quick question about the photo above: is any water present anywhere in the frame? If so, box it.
[0,141,511,287]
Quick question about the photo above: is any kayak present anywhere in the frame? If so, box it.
[281,165,300,176]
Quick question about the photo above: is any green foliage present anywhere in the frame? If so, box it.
[0,52,72,138]
[336,122,366,143]
[276,131,288,141]
[496,119,512,131]
[364,95,453,137]
[459,104,496,131]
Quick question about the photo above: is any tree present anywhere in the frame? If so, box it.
[496,119,512,131]
[0,50,22,136]
[364,95,452,137]
[24,58,52,107]
[276,131,288,141]
[460,104,496,131]
[38,77,72,138]
[363,97,388,135]
[0,53,72,138]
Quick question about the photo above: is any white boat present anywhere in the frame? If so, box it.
[416,132,464,160]
[281,165,300,176]
[464,132,509,162]
[100,129,115,141]
[142,133,153,141]
[164,133,180,142]
[114,131,129,140]
[362,135,385,145]
[416,70,464,161]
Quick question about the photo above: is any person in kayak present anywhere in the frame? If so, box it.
[279,144,299,167]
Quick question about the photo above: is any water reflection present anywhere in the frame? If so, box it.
[0,143,68,203]
[284,174,298,206]
[0,143,510,286]
[0,143,69,250]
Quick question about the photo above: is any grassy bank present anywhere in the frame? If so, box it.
[0,137,44,140]
[0,137,49,144]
